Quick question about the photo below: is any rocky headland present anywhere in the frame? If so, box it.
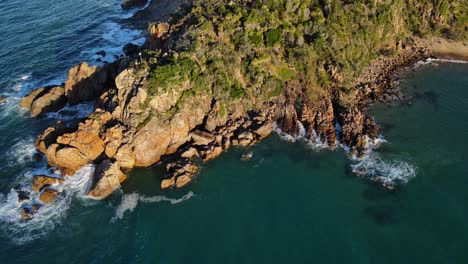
[16,0,467,219]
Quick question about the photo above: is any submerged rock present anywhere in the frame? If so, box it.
[121,0,148,10]
[20,207,33,221]
[0,96,6,104]
[14,185,30,202]
[39,187,59,204]
[95,50,106,57]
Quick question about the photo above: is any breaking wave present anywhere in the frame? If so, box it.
[351,152,417,188]
[273,121,329,150]
[81,22,145,65]
[0,165,95,245]
[275,121,417,188]
[6,137,37,167]
[112,191,195,221]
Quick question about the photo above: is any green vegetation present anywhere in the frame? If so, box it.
[143,0,467,111]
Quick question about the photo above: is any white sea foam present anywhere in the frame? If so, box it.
[351,152,417,187]
[427,58,468,64]
[112,191,195,221]
[274,120,416,187]
[81,22,145,65]
[6,137,37,167]
[0,165,95,245]
[274,121,330,150]
[306,129,329,150]
[45,101,94,121]
[273,121,305,142]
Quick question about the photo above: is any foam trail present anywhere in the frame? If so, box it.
[112,191,195,221]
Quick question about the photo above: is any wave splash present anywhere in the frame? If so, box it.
[112,191,195,221]
[351,152,417,188]
[0,166,94,245]
[273,121,329,150]
[274,121,417,188]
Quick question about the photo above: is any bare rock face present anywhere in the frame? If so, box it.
[121,0,147,10]
[38,111,113,175]
[20,86,67,117]
[87,159,127,199]
[132,94,211,166]
[32,175,64,192]
[147,22,170,50]
[190,130,216,146]
[65,62,108,105]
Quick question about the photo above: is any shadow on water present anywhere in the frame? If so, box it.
[361,184,398,201]
[411,84,440,110]
[363,204,399,225]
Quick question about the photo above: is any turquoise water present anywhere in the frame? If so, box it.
[1,1,468,263]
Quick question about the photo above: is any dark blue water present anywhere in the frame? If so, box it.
[1,1,468,264]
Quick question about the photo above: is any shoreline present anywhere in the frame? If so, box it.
[425,38,468,61]
[11,0,468,219]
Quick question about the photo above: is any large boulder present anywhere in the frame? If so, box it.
[121,0,148,10]
[87,160,127,199]
[65,62,108,105]
[20,86,67,117]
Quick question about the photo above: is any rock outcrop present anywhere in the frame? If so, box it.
[37,110,113,175]
[87,159,127,199]
[65,62,109,105]
[20,86,67,117]
[147,22,170,50]
[161,159,199,189]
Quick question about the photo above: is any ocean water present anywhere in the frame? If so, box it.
[1,1,468,264]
